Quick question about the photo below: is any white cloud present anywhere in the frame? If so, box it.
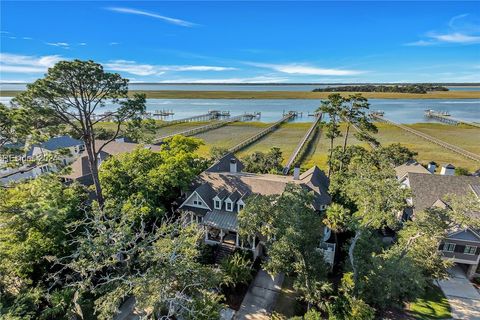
[109,42,120,46]
[78,42,87,46]
[46,42,70,49]
[0,53,64,74]
[155,76,289,83]
[429,32,480,44]
[22,37,33,40]
[407,14,480,46]
[404,40,436,47]
[247,62,364,76]
[106,7,196,27]
[104,60,236,76]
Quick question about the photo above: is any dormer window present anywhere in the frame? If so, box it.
[214,199,222,210]
[225,201,233,212]
[238,203,244,212]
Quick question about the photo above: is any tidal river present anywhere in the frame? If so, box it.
[1,97,479,124]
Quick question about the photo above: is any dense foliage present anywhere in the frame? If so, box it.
[12,60,146,206]
[241,146,283,174]
[313,84,449,93]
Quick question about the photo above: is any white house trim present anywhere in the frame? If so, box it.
[225,198,234,212]
[179,191,212,211]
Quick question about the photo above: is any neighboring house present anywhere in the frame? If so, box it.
[394,160,432,188]
[1,136,84,185]
[63,139,160,186]
[396,162,480,279]
[179,154,335,264]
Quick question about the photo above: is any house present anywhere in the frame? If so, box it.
[396,162,480,279]
[179,154,335,263]
[63,139,161,186]
[1,136,84,184]
[394,160,431,188]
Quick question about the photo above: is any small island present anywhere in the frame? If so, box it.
[313,84,449,94]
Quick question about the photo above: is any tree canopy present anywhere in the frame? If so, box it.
[12,60,147,206]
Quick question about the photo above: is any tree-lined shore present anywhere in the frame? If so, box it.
[1,89,480,99]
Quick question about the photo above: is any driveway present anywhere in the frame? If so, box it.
[437,265,480,320]
[235,270,284,319]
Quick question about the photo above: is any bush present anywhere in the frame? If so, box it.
[220,252,253,287]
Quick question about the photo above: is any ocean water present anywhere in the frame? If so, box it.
[1,96,478,124]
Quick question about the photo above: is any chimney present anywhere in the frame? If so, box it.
[230,158,237,173]
[440,164,455,176]
[293,165,300,180]
[427,161,436,174]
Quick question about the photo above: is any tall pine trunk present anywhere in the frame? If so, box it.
[328,136,334,177]
[85,140,104,207]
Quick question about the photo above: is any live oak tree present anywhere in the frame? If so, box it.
[99,135,207,219]
[238,185,329,308]
[0,176,87,318]
[241,147,284,174]
[0,103,15,149]
[52,207,223,319]
[13,60,146,206]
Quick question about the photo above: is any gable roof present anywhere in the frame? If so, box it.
[40,135,83,151]
[394,161,431,180]
[447,229,480,243]
[408,172,480,216]
[63,141,160,181]
[205,153,244,173]
[185,162,331,211]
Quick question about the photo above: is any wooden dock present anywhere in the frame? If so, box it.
[228,112,297,154]
[158,110,230,128]
[371,114,480,162]
[424,110,480,128]
[154,113,256,144]
[283,113,323,174]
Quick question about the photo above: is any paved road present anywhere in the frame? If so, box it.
[235,270,284,320]
[437,266,480,320]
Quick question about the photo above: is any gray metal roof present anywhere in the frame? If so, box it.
[40,135,83,151]
[203,210,238,231]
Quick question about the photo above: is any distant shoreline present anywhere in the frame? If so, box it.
[2,82,480,86]
[1,90,480,99]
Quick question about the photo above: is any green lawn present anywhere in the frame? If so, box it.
[407,285,451,319]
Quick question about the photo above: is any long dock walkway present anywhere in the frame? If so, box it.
[372,114,480,162]
[425,110,480,129]
[158,110,227,128]
[154,114,252,144]
[228,112,297,154]
[282,113,322,174]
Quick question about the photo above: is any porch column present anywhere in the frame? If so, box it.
[251,237,255,250]
[204,227,208,242]
[235,233,239,247]
[220,229,225,242]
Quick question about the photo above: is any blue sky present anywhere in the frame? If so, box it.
[1,1,479,83]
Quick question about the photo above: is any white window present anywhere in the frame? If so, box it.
[443,242,455,252]
[226,202,233,212]
[320,205,327,211]
[238,203,244,212]
[193,199,203,206]
[214,200,221,210]
[465,245,477,255]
